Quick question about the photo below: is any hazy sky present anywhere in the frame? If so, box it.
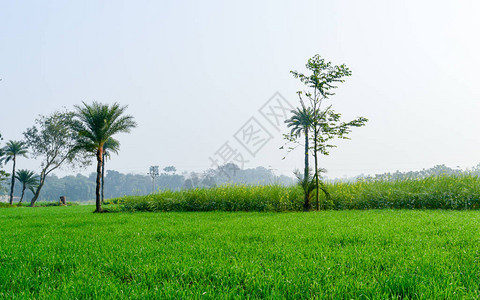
[1,0,480,179]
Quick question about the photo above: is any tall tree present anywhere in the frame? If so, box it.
[24,110,89,207]
[289,55,368,210]
[15,169,39,204]
[2,140,28,205]
[284,100,315,210]
[72,102,137,212]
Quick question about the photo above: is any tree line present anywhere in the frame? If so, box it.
[1,164,294,202]
[0,102,137,212]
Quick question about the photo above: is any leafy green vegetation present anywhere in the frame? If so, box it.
[14,169,39,204]
[120,185,304,212]
[0,206,479,298]
[72,101,137,212]
[119,174,480,212]
[24,109,90,207]
[284,54,368,210]
[1,140,28,205]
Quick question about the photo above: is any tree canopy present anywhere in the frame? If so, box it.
[73,101,137,212]
[24,109,89,206]
[285,54,368,210]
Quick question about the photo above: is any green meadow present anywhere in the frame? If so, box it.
[1,205,480,299]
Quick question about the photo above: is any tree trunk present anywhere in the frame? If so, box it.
[101,153,105,204]
[95,148,103,212]
[313,88,320,211]
[30,171,46,207]
[19,185,25,204]
[9,157,16,205]
[314,128,319,210]
[303,128,310,211]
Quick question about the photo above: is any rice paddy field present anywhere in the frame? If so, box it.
[1,205,480,299]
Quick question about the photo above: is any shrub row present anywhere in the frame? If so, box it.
[115,175,480,212]
[0,201,79,208]
[118,185,303,212]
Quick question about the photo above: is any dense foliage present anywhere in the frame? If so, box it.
[72,101,137,212]
[0,165,294,202]
[119,174,480,212]
[24,110,89,206]
[120,185,304,212]
[285,54,367,210]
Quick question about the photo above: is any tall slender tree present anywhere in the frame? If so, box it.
[15,169,39,204]
[72,102,137,212]
[284,100,315,210]
[2,141,28,204]
[287,55,368,210]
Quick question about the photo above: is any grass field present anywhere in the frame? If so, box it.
[1,206,480,298]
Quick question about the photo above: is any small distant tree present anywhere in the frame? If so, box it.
[15,169,39,204]
[72,102,137,212]
[163,166,177,174]
[148,166,159,193]
[2,140,28,205]
[24,110,89,207]
[216,163,240,182]
[286,55,368,210]
[183,178,194,189]
[189,172,201,187]
[201,169,217,188]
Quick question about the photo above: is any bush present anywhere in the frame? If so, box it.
[117,185,303,212]
[114,175,480,212]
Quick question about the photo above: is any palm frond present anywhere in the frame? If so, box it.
[73,101,137,153]
[1,140,29,162]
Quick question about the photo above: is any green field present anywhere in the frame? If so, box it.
[1,206,480,298]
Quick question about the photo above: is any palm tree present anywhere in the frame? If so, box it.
[2,141,28,205]
[73,102,136,212]
[15,169,39,204]
[285,102,314,210]
[102,138,120,204]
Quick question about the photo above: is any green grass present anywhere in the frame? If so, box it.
[1,206,480,298]
[118,175,480,212]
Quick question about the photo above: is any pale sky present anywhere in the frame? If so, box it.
[1,0,480,179]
